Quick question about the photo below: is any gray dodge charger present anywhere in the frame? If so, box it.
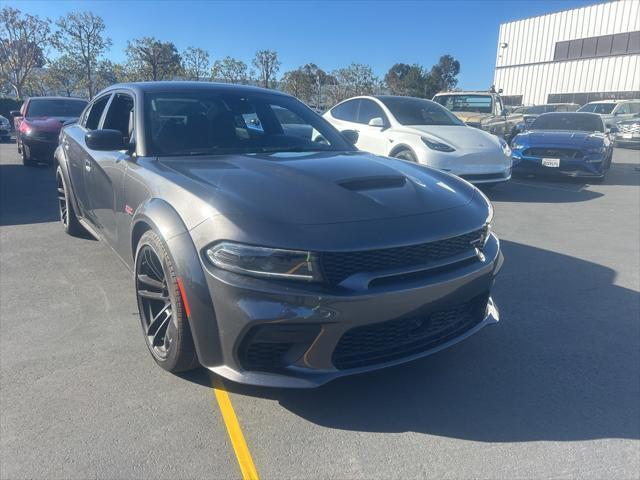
[55,82,502,388]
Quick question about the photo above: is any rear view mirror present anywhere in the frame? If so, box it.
[341,129,359,145]
[368,117,385,128]
[85,129,127,151]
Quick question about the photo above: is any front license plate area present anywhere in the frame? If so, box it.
[622,133,632,139]
[542,158,560,167]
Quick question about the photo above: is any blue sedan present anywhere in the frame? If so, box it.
[511,112,614,180]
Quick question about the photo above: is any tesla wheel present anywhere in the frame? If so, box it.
[135,230,199,373]
[393,148,417,162]
[20,141,35,167]
[56,166,84,236]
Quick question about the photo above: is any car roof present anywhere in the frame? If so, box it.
[537,112,602,118]
[374,95,435,102]
[100,81,288,97]
[433,91,494,96]
[27,96,87,101]
[585,99,639,104]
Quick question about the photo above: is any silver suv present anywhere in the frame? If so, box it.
[577,99,640,127]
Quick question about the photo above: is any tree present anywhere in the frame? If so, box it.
[384,63,431,98]
[252,50,280,89]
[126,37,181,81]
[430,54,460,93]
[43,55,82,97]
[94,59,129,92]
[281,68,313,102]
[52,11,111,98]
[182,46,210,81]
[0,7,50,99]
[211,56,249,84]
[329,63,378,104]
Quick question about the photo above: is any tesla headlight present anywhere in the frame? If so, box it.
[421,137,455,152]
[206,242,321,281]
[499,138,512,157]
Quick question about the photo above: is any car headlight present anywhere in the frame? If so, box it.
[421,137,455,152]
[206,242,321,281]
[499,138,512,157]
[587,146,606,154]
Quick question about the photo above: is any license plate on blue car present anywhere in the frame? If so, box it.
[542,158,560,168]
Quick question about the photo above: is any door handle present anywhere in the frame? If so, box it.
[84,159,91,172]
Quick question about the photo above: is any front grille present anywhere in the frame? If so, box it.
[524,147,583,159]
[29,131,58,142]
[320,228,485,285]
[618,123,640,134]
[332,293,489,370]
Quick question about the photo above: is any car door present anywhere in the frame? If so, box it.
[85,92,134,244]
[613,103,633,124]
[353,98,390,155]
[66,94,111,221]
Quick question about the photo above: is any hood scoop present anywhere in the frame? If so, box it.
[339,175,407,192]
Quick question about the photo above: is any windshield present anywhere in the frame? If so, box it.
[26,99,87,117]
[530,113,604,132]
[433,94,493,114]
[145,91,354,156]
[378,97,464,126]
[578,103,616,114]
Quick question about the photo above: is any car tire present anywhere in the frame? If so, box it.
[20,141,35,167]
[56,166,85,236]
[393,148,417,162]
[135,230,199,373]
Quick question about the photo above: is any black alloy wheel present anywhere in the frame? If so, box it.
[135,230,198,372]
[56,166,84,235]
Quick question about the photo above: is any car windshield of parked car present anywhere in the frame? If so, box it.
[378,97,464,126]
[578,103,616,114]
[145,91,354,156]
[433,95,493,114]
[522,105,557,114]
[530,113,604,132]
[26,99,87,117]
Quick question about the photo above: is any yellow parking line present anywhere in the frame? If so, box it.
[212,376,260,480]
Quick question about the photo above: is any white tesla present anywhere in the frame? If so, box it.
[323,95,512,186]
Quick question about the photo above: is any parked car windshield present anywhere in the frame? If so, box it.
[433,94,493,114]
[378,97,464,126]
[145,91,354,156]
[530,113,604,132]
[26,99,87,117]
[578,103,616,114]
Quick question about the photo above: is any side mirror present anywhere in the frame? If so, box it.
[608,126,619,134]
[10,110,21,117]
[85,129,128,151]
[341,129,359,145]
[515,122,527,134]
[368,117,385,128]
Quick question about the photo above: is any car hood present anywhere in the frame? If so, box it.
[23,116,77,132]
[450,112,492,124]
[517,130,605,148]
[158,151,477,226]
[399,125,501,151]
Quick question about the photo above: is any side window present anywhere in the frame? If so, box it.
[331,100,359,122]
[496,97,504,115]
[103,93,135,141]
[84,95,111,130]
[629,103,640,114]
[616,104,630,115]
[357,99,386,125]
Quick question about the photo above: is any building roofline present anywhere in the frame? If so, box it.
[498,0,616,27]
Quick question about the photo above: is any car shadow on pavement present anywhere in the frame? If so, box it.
[223,240,640,442]
[0,163,61,226]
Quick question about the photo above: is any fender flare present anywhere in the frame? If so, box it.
[389,143,417,159]
[131,199,223,367]
[54,146,83,218]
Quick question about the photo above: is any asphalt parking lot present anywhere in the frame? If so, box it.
[1,140,639,479]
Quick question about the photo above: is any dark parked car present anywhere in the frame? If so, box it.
[0,114,11,141]
[11,96,87,166]
[511,112,614,180]
[512,103,580,127]
[55,82,502,388]
[614,113,640,148]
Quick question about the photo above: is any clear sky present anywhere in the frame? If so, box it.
[6,0,599,89]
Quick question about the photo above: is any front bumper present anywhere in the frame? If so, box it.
[420,150,512,185]
[512,153,607,177]
[22,136,58,160]
[199,233,503,388]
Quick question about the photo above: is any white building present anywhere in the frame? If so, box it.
[493,1,640,106]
